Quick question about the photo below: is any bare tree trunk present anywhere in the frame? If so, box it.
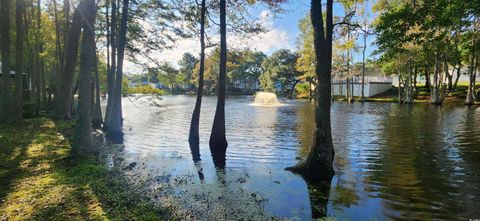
[209,0,229,169]
[405,60,414,103]
[92,52,103,129]
[14,0,25,121]
[104,0,116,130]
[361,34,366,102]
[55,1,84,119]
[424,62,431,91]
[188,0,206,162]
[431,50,442,105]
[0,0,15,123]
[466,21,477,105]
[350,77,354,102]
[37,0,46,109]
[107,0,129,143]
[286,0,335,182]
[52,0,64,100]
[346,77,350,102]
[453,63,461,92]
[398,74,402,104]
[74,0,97,155]
[413,65,418,93]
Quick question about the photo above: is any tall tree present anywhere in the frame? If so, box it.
[15,0,26,121]
[74,0,97,154]
[209,0,228,169]
[107,0,130,143]
[104,0,117,130]
[92,51,103,129]
[0,0,15,123]
[179,52,198,89]
[286,0,335,181]
[55,1,84,119]
[188,0,206,162]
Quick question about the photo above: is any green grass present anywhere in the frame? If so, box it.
[0,118,167,220]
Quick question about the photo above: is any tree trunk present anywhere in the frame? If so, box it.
[346,77,350,102]
[107,0,129,143]
[14,0,25,121]
[209,0,229,169]
[398,74,402,104]
[405,60,414,103]
[431,50,442,105]
[104,0,117,130]
[361,34,366,102]
[350,77,354,102]
[55,1,84,119]
[286,0,335,182]
[453,63,461,92]
[37,0,46,109]
[424,63,431,91]
[188,0,206,162]
[52,0,64,100]
[413,65,418,92]
[0,0,15,123]
[74,0,97,155]
[92,52,103,129]
[466,22,477,105]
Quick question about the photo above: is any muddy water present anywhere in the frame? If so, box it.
[109,95,480,220]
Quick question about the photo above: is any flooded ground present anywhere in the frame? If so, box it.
[104,95,480,220]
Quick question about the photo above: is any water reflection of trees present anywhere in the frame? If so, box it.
[369,104,477,220]
[296,102,360,219]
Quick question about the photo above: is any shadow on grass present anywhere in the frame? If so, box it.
[0,118,169,220]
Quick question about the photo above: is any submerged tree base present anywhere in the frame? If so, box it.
[106,130,124,144]
[285,162,335,183]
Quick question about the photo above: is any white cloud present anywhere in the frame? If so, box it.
[228,10,292,53]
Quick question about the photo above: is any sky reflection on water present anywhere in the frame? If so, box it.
[111,95,480,220]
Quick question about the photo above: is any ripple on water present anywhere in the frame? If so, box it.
[111,96,480,220]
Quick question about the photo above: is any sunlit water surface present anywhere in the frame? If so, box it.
[107,95,480,220]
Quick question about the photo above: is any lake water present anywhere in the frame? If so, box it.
[109,95,480,220]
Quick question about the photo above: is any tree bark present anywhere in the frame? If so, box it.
[188,0,206,162]
[74,0,97,155]
[431,50,442,104]
[0,0,15,123]
[453,63,461,92]
[104,0,117,130]
[361,33,366,102]
[92,52,103,129]
[286,0,335,182]
[52,0,64,99]
[424,62,431,91]
[14,0,25,121]
[466,22,477,105]
[55,1,84,119]
[107,0,129,143]
[209,0,228,169]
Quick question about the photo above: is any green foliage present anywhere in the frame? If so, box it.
[179,52,199,88]
[295,82,310,97]
[260,49,300,92]
[296,14,316,78]
[128,85,164,95]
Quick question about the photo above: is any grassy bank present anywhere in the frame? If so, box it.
[0,118,166,220]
